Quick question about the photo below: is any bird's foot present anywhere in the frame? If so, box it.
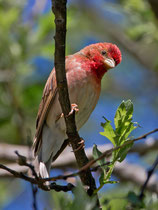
[71,103,79,113]
[73,138,85,152]
[56,104,79,123]
[66,103,79,117]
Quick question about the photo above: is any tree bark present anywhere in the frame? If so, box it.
[51,0,99,206]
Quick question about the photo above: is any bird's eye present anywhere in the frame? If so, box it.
[101,50,107,56]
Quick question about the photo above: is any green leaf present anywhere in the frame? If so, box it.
[97,100,138,191]
[114,100,133,131]
[93,144,104,167]
[103,180,119,184]
[99,171,105,185]
[114,100,136,145]
[118,122,136,145]
[117,142,134,162]
[93,144,109,174]
[71,182,97,210]
[100,118,117,146]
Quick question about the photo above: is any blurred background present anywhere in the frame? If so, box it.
[0,0,158,209]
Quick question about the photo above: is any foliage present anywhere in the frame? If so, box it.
[52,182,97,210]
[51,183,158,210]
[121,0,158,43]
[100,185,158,210]
[120,0,158,71]
[0,0,95,143]
[93,100,137,192]
[0,0,55,143]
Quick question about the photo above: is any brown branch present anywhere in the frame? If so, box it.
[51,0,99,202]
[15,151,38,180]
[0,129,157,197]
[40,162,111,182]
[31,184,38,210]
[1,159,158,194]
[148,0,158,19]
[0,163,37,184]
[0,151,75,192]
[0,163,75,192]
[139,155,158,199]
[1,129,157,181]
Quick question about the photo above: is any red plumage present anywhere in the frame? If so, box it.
[33,42,122,178]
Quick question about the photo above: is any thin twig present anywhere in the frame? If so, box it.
[31,184,38,210]
[0,150,75,192]
[1,129,157,182]
[41,128,158,181]
[139,155,158,199]
[77,129,158,173]
[0,163,75,192]
[15,151,39,180]
[50,182,75,192]
[27,132,38,210]
[43,162,111,182]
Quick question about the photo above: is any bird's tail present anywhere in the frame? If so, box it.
[28,155,52,186]
[33,139,69,179]
[39,154,53,179]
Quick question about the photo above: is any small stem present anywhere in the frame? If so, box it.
[139,155,158,200]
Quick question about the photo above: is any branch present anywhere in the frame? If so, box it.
[148,0,158,19]
[0,137,158,163]
[114,161,158,194]
[0,129,157,195]
[31,184,38,210]
[139,155,158,199]
[0,161,75,192]
[0,143,30,162]
[40,129,158,182]
[51,0,98,201]
[77,129,158,172]
[1,159,158,194]
[0,151,75,192]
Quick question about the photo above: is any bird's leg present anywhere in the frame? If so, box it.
[65,103,79,117]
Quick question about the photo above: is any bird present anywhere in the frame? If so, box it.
[33,42,122,179]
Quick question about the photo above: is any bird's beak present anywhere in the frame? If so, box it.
[104,58,115,69]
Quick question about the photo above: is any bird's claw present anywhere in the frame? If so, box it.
[55,104,79,122]
[72,139,85,152]
[65,103,79,117]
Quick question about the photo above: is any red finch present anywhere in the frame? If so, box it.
[33,42,122,178]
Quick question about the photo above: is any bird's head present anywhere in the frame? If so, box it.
[81,42,122,79]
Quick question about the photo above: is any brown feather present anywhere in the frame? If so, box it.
[33,69,57,155]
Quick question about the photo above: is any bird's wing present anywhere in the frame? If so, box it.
[33,68,57,156]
